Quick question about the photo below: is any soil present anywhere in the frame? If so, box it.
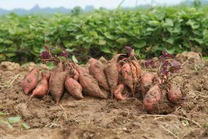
[0,52,208,139]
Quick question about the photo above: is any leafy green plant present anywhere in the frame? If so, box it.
[0,6,208,64]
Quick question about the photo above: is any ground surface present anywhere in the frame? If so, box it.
[0,52,208,139]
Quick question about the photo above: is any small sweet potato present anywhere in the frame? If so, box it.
[143,85,161,111]
[21,67,39,95]
[49,71,67,103]
[141,73,155,95]
[114,84,126,100]
[167,83,182,103]
[65,76,83,99]
[89,58,109,90]
[77,67,107,99]
[30,71,50,100]
[120,62,134,93]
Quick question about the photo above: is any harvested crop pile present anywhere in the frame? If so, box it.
[20,46,183,113]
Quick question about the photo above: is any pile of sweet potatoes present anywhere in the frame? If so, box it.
[21,47,183,113]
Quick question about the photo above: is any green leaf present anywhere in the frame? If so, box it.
[116,38,127,44]
[194,38,203,44]
[8,116,21,124]
[134,40,146,48]
[165,37,175,44]
[187,19,199,29]
[101,46,111,53]
[163,18,174,27]
[72,55,78,63]
[0,112,6,116]
[154,10,166,20]
[21,123,30,129]
[0,120,13,129]
[148,21,160,26]
[104,32,115,40]
[98,40,106,45]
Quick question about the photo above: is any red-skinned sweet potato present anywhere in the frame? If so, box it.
[89,58,109,90]
[21,67,39,95]
[30,71,50,100]
[77,66,107,99]
[114,84,126,100]
[104,54,124,98]
[120,62,134,94]
[49,71,67,103]
[141,73,155,95]
[167,83,182,103]
[65,76,83,99]
[143,85,161,111]
[48,61,63,94]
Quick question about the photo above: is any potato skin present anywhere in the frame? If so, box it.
[30,71,50,99]
[141,73,155,95]
[49,71,67,103]
[143,85,161,111]
[21,67,39,95]
[114,84,126,100]
[65,76,83,99]
[89,58,109,91]
[167,84,182,103]
[77,66,107,99]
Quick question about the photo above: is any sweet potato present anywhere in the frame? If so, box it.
[141,73,155,95]
[143,85,161,111]
[167,83,182,103]
[21,67,39,95]
[120,62,134,94]
[104,54,123,98]
[131,60,142,79]
[114,84,126,100]
[30,71,50,100]
[89,58,109,90]
[77,67,107,99]
[71,68,79,81]
[48,61,63,94]
[65,76,83,99]
[49,71,67,103]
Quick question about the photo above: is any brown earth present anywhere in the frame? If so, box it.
[0,52,208,139]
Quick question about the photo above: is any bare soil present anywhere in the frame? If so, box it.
[0,52,208,139]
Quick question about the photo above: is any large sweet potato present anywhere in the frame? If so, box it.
[21,67,39,95]
[48,61,63,94]
[89,58,109,90]
[120,62,134,94]
[30,71,50,100]
[49,71,67,103]
[104,54,123,98]
[167,83,182,103]
[143,85,161,111]
[77,67,107,99]
[65,76,83,99]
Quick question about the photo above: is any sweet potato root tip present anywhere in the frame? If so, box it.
[89,58,109,90]
[141,73,155,95]
[21,67,39,95]
[50,71,68,103]
[143,85,161,111]
[30,71,50,100]
[167,84,182,103]
[65,76,84,99]
[114,84,126,100]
